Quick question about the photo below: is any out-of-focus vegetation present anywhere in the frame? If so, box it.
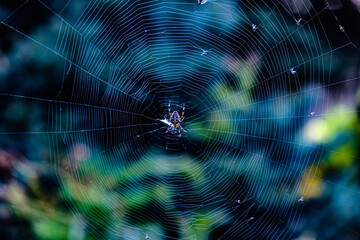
[1,0,360,240]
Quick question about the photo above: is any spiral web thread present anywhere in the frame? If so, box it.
[1,0,360,239]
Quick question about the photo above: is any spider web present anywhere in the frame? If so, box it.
[1,0,360,239]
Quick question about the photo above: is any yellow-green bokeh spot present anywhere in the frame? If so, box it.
[325,145,355,170]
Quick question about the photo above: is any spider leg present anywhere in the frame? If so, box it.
[166,125,170,134]
[168,100,171,116]
[169,125,174,134]
[180,103,185,121]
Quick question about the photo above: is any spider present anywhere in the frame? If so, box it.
[165,100,185,136]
